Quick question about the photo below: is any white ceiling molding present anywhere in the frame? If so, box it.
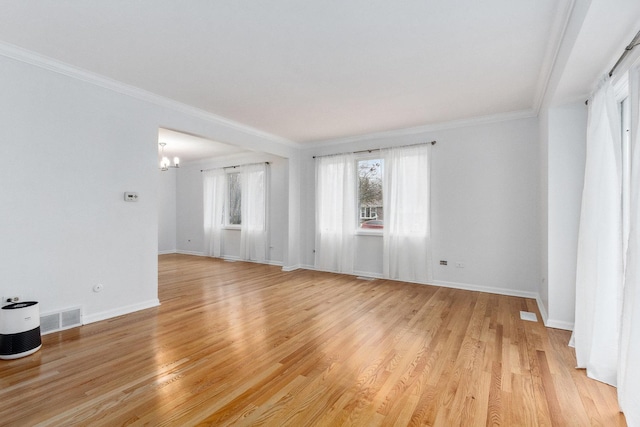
[0,41,299,150]
[0,1,572,144]
[0,34,543,151]
[7,0,625,146]
[531,0,577,113]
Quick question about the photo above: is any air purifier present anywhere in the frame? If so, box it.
[0,301,42,359]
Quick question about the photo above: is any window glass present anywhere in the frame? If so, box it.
[228,172,241,225]
[358,159,384,229]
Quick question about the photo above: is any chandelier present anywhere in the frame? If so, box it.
[159,142,180,171]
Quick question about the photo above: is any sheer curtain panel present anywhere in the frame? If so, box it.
[382,144,432,283]
[573,76,623,386]
[203,169,226,257]
[240,163,267,262]
[315,154,356,273]
[619,64,640,425]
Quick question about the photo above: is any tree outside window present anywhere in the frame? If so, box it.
[228,172,241,225]
[358,159,384,229]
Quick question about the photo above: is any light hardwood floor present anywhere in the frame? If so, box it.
[0,254,626,426]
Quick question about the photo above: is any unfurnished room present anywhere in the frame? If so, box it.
[1,1,639,426]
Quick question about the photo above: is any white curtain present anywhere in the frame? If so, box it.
[619,64,640,425]
[315,153,356,273]
[240,163,267,262]
[573,76,623,386]
[382,144,432,283]
[203,169,226,257]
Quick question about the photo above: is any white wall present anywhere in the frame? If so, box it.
[0,55,160,322]
[158,169,177,254]
[300,117,541,297]
[536,0,639,331]
[539,108,550,319]
[544,102,587,329]
[0,52,295,324]
[283,152,301,270]
[175,165,203,255]
[175,153,288,265]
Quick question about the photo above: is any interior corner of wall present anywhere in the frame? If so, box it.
[536,295,550,326]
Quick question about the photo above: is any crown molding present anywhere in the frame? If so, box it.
[305,108,537,149]
[532,0,576,114]
[0,41,299,150]
[0,39,555,152]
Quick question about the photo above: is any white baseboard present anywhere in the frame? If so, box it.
[282,264,302,272]
[82,299,160,325]
[535,296,573,331]
[544,318,574,331]
[427,279,539,299]
[175,250,206,256]
[158,250,176,255]
[293,267,539,300]
[222,256,280,266]
[176,251,282,267]
[354,270,383,279]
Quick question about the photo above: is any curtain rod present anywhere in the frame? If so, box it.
[200,161,269,172]
[312,140,436,159]
[586,29,640,105]
[608,30,640,77]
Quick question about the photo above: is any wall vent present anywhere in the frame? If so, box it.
[40,307,83,335]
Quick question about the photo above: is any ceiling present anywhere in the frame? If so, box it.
[0,0,573,146]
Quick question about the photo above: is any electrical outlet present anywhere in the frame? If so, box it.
[439,260,448,265]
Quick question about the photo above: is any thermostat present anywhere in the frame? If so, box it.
[124,192,139,202]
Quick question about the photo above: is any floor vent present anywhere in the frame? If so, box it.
[520,311,538,322]
[356,276,377,281]
[40,307,83,335]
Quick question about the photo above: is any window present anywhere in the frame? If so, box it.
[227,172,241,226]
[204,163,268,260]
[360,206,378,219]
[315,145,431,279]
[357,158,384,229]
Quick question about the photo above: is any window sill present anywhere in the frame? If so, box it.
[224,225,241,231]
[356,229,383,236]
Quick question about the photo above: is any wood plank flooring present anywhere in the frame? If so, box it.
[0,254,626,426]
